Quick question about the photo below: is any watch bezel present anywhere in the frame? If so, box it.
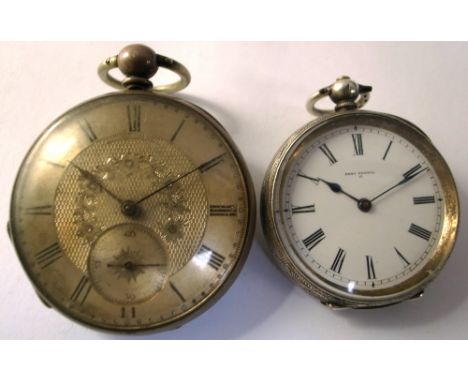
[10,90,256,332]
[261,110,459,308]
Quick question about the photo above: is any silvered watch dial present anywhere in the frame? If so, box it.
[10,91,254,331]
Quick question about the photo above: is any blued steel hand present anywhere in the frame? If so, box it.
[298,173,372,212]
[370,164,427,203]
[69,161,124,203]
[318,177,361,202]
[298,173,360,202]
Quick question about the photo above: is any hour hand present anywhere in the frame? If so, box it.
[318,178,360,202]
[298,173,359,202]
[68,161,124,203]
[298,173,372,212]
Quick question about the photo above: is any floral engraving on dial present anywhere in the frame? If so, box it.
[11,93,252,330]
[161,217,186,242]
[73,152,189,244]
[55,136,208,275]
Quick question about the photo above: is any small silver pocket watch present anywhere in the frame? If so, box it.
[261,76,459,308]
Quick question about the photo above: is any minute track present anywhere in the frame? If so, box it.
[11,87,253,331]
[278,125,444,294]
[262,76,458,309]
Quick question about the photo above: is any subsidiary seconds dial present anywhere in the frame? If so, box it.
[10,92,254,331]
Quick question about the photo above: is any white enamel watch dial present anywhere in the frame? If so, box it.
[285,125,441,291]
[262,77,459,308]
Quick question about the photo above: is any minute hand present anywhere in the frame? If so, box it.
[370,164,427,203]
[136,153,225,205]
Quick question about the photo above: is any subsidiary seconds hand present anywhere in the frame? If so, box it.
[107,262,163,268]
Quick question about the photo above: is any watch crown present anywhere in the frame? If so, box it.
[329,76,372,112]
[117,44,159,90]
[306,76,373,116]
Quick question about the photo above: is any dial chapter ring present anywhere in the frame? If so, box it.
[261,110,459,308]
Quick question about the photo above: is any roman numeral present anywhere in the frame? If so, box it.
[208,251,225,270]
[318,144,338,164]
[352,133,363,155]
[70,276,92,305]
[366,255,376,279]
[170,119,186,142]
[209,204,237,216]
[197,245,226,270]
[169,282,186,302]
[127,105,141,132]
[403,164,422,180]
[331,248,346,273]
[382,140,393,160]
[409,223,432,241]
[121,307,136,318]
[25,205,53,215]
[302,228,326,251]
[199,154,225,173]
[35,242,62,269]
[413,196,435,205]
[394,247,410,266]
[80,120,97,142]
[291,204,316,214]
